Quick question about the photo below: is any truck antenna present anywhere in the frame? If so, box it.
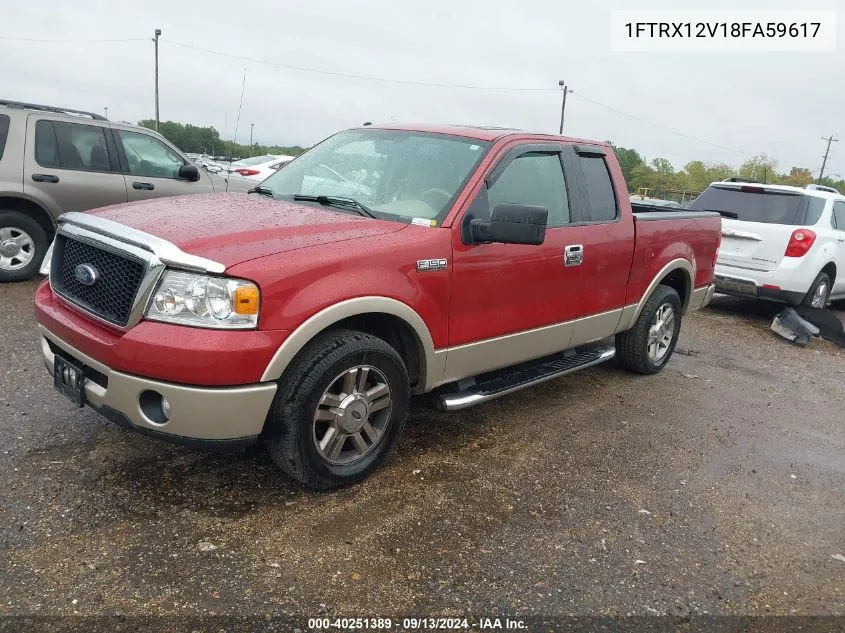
[225,68,247,193]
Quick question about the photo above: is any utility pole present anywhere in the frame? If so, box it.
[153,28,162,131]
[818,135,839,183]
[249,123,254,155]
[558,80,572,135]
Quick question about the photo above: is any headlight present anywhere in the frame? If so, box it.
[145,271,260,329]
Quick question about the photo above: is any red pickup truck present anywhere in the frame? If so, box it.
[34,124,720,489]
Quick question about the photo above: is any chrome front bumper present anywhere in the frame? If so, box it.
[39,325,277,443]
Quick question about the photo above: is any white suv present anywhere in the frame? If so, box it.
[689,181,845,308]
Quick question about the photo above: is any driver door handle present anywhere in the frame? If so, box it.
[132,182,154,190]
[564,244,584,267]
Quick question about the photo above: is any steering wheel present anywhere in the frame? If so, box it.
[317,163,355,185]
[421,188,452,211]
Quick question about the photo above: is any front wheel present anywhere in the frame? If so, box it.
[263,329,410,489]
[616,285,682,375]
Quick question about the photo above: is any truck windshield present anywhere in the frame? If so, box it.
[689,185,825,225]
[259,129,490,222]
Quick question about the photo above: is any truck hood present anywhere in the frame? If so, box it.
[87,193,407,268]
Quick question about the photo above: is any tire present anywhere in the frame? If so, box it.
[616,284,682,375]
[0,211,48,282]
[263,328,410,490]
[801,271,831,309]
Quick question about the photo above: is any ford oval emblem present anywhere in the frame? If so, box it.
[74,263,99,286]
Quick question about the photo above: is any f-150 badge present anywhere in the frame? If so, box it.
[417,258,448,272]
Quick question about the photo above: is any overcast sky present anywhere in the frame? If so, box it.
[2,0,843,177]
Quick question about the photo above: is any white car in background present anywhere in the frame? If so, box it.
[689,182,845,308]
[222,154,294,185]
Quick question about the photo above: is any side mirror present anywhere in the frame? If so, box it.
[179,164,200,182]
[468,203,548,245]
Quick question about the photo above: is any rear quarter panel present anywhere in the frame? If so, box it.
[628,214,721,305]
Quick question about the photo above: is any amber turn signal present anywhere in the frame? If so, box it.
[233,284,260,315]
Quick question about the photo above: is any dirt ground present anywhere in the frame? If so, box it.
[1,279,844,627]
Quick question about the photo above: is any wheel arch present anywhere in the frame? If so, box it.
[618,258,694,332]
[820,261,836,283]
[0,194,56,241]
[260,297,439,394]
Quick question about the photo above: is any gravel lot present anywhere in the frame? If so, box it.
[1,279,844,626]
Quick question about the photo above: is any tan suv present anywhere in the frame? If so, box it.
[0,100,222,281]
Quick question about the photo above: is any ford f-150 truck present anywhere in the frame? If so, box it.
[34,124,720,489]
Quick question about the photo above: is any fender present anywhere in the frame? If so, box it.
[617,258,695,332]
[260,296,442,391]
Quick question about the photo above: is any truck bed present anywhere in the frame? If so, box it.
[628,207,722,303]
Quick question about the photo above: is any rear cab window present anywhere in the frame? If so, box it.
[0,114,9,160]
[577,154,618,222]
[689,185,824,225]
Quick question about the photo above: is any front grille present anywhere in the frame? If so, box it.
[52,235,146,326]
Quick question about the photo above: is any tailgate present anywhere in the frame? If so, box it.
[718,219,792,272]
[690,184,823,272]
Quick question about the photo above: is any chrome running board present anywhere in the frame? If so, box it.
[439,344,616,411]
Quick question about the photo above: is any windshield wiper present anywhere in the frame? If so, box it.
[703,208,739,219]
[247,185,275,198]
[293,194,377,219]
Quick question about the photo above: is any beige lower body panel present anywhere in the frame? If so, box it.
[687,283,716,312]
[439,308,623,386]
[39,326,277,441]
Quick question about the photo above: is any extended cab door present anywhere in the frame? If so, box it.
[23,115,128,214]
[112,128,215,201]
[561,144,637,344]
[445,142,635,382]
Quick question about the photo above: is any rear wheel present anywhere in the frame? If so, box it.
[616,285,682,375]
[263,329,410,489]
[802,272,831,309]
[0,211,48,282]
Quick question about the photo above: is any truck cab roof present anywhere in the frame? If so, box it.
[358,122,609,146]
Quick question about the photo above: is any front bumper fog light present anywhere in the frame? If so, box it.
[140,390,172,424]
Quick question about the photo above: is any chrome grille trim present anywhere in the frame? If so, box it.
[50,224,166,331]
[57,211,225,274]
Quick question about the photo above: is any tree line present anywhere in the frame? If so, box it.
[139,120,845,198]
[609,142,845,200]
[138,120,307,159]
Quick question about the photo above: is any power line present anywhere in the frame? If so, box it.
[157,39,780,157]
[0,33,786,161]
[161,39,559,92]
[573,92,754,156]
[0,36,147,43]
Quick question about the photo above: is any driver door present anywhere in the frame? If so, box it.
[114,129,215,201]
[445,144,582,381]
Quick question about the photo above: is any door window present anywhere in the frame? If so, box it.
[34,120,113,172]
[833,201,845,230]
[487,152,570,227]
[117,130,185,179]
[577,155,618,222]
